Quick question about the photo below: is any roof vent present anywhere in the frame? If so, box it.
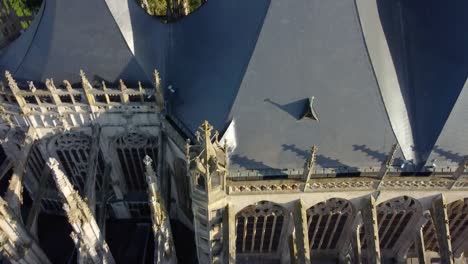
[301,96,319,121]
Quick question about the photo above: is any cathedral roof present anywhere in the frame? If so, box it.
[0,0,467,171]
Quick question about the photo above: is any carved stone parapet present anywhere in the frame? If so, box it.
[228,181,303,194]
[379,179,452,189]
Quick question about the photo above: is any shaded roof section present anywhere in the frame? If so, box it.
[0,0,149,84]
[105,0,168,84]
[167,0,271,133]
[377,0,468,165]
[426,79,468,167]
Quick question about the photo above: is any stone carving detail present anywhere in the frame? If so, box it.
[52,132,92,192]
[0,71,158,129]
[307,198,353,215]
[229,183,302,193]
[237,201,285,218]
[55,132,91,149]
[116,132,157,148]
[143,155,177,264]
[307,181,374,190]
[227,178,467,194]
[377,196,420,214]
[380,180,451,189]
[114,132,159,192]
[47,157,115,264]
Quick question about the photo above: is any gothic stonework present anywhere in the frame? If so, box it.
[0,73,467,264]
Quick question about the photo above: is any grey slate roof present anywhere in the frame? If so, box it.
[0,0,467,171]
[0,0,150,84]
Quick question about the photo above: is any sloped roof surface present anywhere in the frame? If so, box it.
[377,0,468,166]
[1,0,466,171]
[0,0,150,83]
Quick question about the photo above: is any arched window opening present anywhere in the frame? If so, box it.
[306,198,353,251]
[235,201,285,254]
[53,133,105,194]
[196,173,206,191]
[375,196,420,250]
[114,132,158,192]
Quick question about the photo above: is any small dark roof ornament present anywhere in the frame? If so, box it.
[301,96,319,121]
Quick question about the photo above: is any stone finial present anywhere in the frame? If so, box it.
[45,79,56,91]
[63,80,73,91]
[119,79,127,91]
[143,155,153,166]
[119,79,129,103]
[28,81,36,92]
[80,70,96,105]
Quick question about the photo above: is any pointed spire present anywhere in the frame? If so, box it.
[302,145,318,187]
[28,81,42,105]
[143,155,177,264]
[138,81,145,102]
[47,157,116,264]
[119,79,127,90]
[63,80,77,104]
[80,70,93,91]
[5,71,19,93]
[5,71,28,113]
[45,79,62,105]
[154,69,165,110]
[80,70,96,105]
[119,79,129,103]
[101,81,111,104]
[378,143,399,179]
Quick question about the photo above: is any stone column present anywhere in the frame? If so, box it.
[431,194,454,264]
[351,224,362,264]
[3,128,35,217]
[414,225,427,264]
[453,200,468,258]
[396,211,430,262]
[293,199,311,264]
[361,196,381,264]
[99,129,130,218]
[26,166,50,237]
[84,125,100,215]
[224,204,236,264]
